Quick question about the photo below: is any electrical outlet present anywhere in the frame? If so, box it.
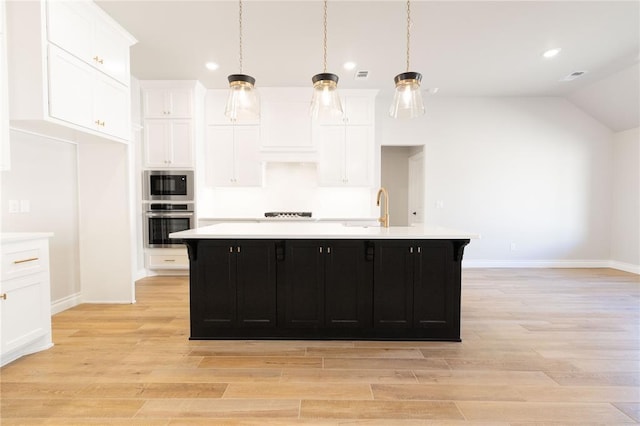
[8,200,19,213]
[510,242,517,251]
[436,200,444,209]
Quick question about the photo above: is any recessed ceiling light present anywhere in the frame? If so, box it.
[542,48,561,59]
[205,62,219,71]
[343,61,357,71]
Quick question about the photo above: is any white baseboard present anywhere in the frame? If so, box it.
[608,261,640,275]
[463,259,639,275]
[51,292,82,315]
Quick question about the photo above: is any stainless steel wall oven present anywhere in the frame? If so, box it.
[144,202,195,248]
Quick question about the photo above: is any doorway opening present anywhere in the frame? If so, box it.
[381,145,424,226]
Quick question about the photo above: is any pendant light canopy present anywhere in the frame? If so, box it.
[390,0,425,119]
[225,0,259,121]
[310,0,343,119]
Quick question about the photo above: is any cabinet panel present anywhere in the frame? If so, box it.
[236,241,277,327]
[1,274,48,355]
[48,45,94,129]
[93,18,130,84]
[46,1,93,64]
[413,242,452,328]
[280,241,324,327]
[168,120,193,167]
[143,89,168,117]
[205,125,261,187]
[373,242,413,328]
[344,126,371,186]
[94,72,130,140]
[192,241,236,327]
[143,88,192,118]
[324,240,372,328]
[317,126,345,185]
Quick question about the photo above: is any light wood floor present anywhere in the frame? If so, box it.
[1,268,638,425]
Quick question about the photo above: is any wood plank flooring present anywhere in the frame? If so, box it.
[1,268,638,424]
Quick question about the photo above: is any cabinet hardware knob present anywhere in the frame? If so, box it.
[410,247,414,253]
[0,293,6,300]
[237,246,241,253]
[327,247,331,254]
[417,247,421,253]
[229,247,233,253]
[319,247,323,253]
[13,257,39,264]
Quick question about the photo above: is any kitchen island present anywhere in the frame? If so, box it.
[170,223,477,341]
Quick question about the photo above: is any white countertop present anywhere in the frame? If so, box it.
[170,223,479,240]
[1,232,54,243]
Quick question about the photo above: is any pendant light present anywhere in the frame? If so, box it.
[310,0,343,119]
[389,0,425,119]
[225,0,259,121]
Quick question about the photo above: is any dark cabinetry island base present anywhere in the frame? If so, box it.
[185,238,469,341]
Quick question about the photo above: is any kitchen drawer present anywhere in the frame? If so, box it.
[147,254,189,270]
[1,239,48,281]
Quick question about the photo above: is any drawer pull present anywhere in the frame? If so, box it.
[13,257,39,264]
[164,259,176,262]
[0,293,6,300]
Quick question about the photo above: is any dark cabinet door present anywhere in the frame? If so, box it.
[324,240,372,328]
[279,240,325,327]
[373,241,414,328]
[236,240,277,328]
[413,242,452,329]
[191,240,236,328]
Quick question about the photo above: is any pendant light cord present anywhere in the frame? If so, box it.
[323,0,328,73]
[239,0,244,73]
[406,0,411,72]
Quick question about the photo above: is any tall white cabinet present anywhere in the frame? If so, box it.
[6,0,136,143]
[1,234,54,367]
[140,81,205,169]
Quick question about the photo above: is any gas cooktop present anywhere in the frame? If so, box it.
[264,212,313,219]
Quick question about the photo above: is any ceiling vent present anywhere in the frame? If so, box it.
[561,71,587,81]
[354,70,369,80]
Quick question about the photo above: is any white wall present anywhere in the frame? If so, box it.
[1,129,81,309]
[381,146,410,226]
[610,127,640,272]
[377,96,614,265]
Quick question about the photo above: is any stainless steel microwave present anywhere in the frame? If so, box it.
[143,170,194,201]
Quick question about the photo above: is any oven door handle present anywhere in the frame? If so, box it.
[146,213,194,217]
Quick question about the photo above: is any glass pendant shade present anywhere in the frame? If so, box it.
[225,74,260,121]
[310,73,343,119]
[389,71,425,119]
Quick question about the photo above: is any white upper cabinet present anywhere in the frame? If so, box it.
[47,1,131,85]
[317,125,372,186]
[205,125,262,187]
[316,91,377,126]
[143,120,193,168]
[48,45,130,140]
[143,88,193,118]
[205,90,260,125]
[6,0,136,143]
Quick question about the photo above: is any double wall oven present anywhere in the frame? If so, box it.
[143,170,195,248]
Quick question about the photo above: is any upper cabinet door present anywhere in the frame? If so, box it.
[93,72,130,140]
[47,1,131,85]
[47,1,93,63]
[143,88,192,118]
[93,18,131,85]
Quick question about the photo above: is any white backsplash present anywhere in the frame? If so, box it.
[198,163,377,218]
